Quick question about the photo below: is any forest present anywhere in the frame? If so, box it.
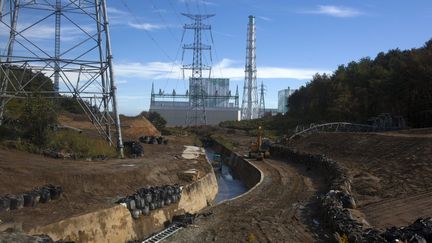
[288,40,432,128]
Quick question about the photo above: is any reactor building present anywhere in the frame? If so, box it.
[149,78,239,126]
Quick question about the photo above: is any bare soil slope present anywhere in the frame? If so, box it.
[0,135,209,231]
[288,130,432,228]
[58,113,160,139]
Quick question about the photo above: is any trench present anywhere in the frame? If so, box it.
[204,148,247,204]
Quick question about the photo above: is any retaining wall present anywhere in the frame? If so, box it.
[27,170,218,243]
[212,143,261,190]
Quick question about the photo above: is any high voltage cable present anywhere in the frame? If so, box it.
[201,0,224,79]
[149,0,179,43]
[120,0,174,62]
[168,0,184,25]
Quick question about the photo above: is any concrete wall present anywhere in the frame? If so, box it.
[150,107,240,126]
[212,142,262,191]
[27,171,218,243]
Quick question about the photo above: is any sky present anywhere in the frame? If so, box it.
[2,0,432,115]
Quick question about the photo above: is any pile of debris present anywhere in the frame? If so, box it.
[123,141,144,157]
[382,217,432,242]
[117,184,182,219]
[139,136,168,145]
[0,184,63,212]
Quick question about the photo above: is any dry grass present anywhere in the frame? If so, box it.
[48,130,117,158]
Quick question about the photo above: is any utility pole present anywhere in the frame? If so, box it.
[182,13,214,126]
[241,15,258,120]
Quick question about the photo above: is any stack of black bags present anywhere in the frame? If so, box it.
[117,184,182,219]
[0,184,63,212]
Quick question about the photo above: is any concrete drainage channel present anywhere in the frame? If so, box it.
[205,148,247,204]
[135,142,262,243]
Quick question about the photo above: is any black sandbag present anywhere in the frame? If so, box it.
[0,196,10,212]
[127,198,136,210]
[23,193,35,207]
[7,195,19,210]
[39,189,51,203]
[142,205,150,216]
[144,193,152,204]
[131,209,141,219]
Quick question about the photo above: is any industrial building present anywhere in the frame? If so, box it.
[149,14,252,126]
[278,87,297,114]
[150,78,240,126]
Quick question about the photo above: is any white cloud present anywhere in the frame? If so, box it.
[106,7,128,15]
[116,79,128,84]
[0,23,94,41]
[128,22,166,31]
[179,0,216,6]
[257,16,272,22]
[304,5,363,18]
[115,58,330,81]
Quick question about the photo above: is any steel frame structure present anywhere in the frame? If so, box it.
[181,13,214,126]
[0,0,123,156]
[241,15,258,120]
[258,80,265,118]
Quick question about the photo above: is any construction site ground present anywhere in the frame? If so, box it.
[287,129,432,229]
[170,128,432,242]
[170,130,331,242]
[0,118,210,232]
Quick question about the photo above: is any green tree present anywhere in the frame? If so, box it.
[144,111,167,131]
[20,95,58,145]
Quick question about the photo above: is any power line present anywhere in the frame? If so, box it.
[120,0,174,62]
[149,0,179,43]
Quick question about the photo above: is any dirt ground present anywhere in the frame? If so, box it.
[0,134,210,231]
[58,113,160,140]
[286,129,432,229]
[169,131,331,243]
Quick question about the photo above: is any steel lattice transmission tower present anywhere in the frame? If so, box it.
[0,0,124,156]
[259,81,266,118]
[182,13,214,126]
[241,15,258,120]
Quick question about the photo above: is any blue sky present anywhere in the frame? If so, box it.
[107,0,432,115]
[2,1,432,115]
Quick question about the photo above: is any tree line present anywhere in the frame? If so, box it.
[288,39,432,128]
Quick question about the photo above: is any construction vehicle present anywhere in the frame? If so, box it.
[248,126,271,161]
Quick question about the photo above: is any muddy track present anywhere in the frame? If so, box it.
[168,158,326,243]
[361,190,432,228]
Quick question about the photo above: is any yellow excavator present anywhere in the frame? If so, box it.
[248,126,271,161]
